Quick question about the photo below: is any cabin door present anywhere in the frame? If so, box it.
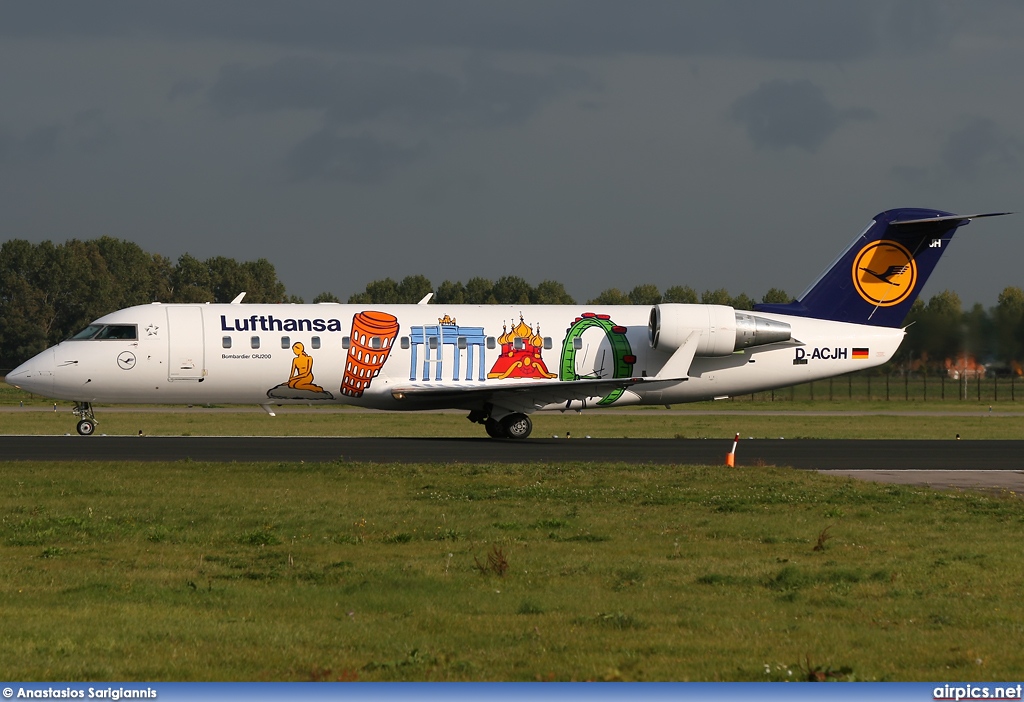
[166,306,207,380]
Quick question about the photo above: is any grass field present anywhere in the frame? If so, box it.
[2,380,1023,682]
[3,459,1024,681]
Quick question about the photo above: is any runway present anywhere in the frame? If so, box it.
[1,434,1021,467]
[4,435,1023,492]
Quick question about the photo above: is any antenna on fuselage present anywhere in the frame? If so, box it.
[231,292,246,304]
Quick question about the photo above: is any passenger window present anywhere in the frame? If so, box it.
[457,337,467,350]
[543,337,552,350]
[311,336,321,350]
[371,337,382,350]
[573,337,583,350]
[486,337,496,349]
[428,337,438,350]
[281,336,291,349]
[400,336,410,350]
[222,337,232,349]
[342,336,351,349]
[513,337,524,351]
[251,336,260,349]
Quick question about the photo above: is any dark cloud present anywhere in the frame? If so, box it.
[0,1,953,62]
[209,56,594,129]
[211,55,593,182]
[282,129,422,183]
[730,80,873,152]
[167,78,204,102]
[730,4,878,61]
[71,110,118,155]
[23,125,62,160]
[0,124,63,166]
[940,117,1021,177]
[0,110,119,169]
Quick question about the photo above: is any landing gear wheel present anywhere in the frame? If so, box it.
[76,419,95,436]
[484,418,507,439]
[501,413,533,440]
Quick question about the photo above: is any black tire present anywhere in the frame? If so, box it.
[76,419,95,436]
[501,413,533,440]
[484,418,506,438]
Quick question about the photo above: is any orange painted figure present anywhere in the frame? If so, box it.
[287,342,324,392]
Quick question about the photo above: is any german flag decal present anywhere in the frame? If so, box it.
[852,348,870,360]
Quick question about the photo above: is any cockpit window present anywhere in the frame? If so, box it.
[68,324,138,341]
[95,325,137,340]
[69,325,104,340]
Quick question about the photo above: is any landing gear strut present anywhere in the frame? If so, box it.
[467,407,534,440]
[73,402,97,436]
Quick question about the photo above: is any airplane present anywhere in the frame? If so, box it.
[4,208,1009,439]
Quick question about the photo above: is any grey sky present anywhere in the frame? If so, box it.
[0,1,1021,306]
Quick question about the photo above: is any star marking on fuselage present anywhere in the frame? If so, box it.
[145,324,159,336]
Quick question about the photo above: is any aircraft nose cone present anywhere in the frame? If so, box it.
[5,348,56,396]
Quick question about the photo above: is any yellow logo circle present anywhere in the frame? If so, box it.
[851,240,917,307]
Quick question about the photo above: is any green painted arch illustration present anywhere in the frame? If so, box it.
[559,314,635,405]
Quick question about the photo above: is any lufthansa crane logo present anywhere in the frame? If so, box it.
[117,351,137,370]
[851,240,917,307]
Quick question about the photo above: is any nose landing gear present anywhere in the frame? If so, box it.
[73,402,97,436]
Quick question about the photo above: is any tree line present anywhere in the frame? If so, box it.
[2,237,1022,376]
[0,238,295,367]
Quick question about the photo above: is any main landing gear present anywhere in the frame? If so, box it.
[468,407,533,440]
[73,402,97,436]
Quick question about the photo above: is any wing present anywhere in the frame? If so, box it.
[389,376,683,414]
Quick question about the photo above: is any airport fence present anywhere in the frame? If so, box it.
[738,370,1021,403]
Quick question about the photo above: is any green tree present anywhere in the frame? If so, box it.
[492,276,532,305]
[628,284,661,306]
[312,291,341,304]
[663,285,698,304]
[348,278,399,304]
[531,280,575,305]
[730,293,755,310]
[397,275,433,304]
[434,280,466,305]
[964,301,993,364]
[94,236,172,306]
[761,288,791,304]
[701,288,732,306]
[241,258,287,303]
[587,288,630,305]
[464,277,496,304]
[905,290,963,369]
[994,286,1024,365]
[0,240,50,365]
[169,253,213,303]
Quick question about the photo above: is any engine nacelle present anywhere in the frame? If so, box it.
[648,304,792,356]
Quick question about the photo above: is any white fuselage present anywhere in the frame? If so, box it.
[8,302,905,411]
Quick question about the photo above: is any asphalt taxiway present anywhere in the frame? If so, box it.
[4,435,1023,492]
[0,435,1020,468]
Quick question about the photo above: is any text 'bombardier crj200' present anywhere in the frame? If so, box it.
[5,208,1009,438]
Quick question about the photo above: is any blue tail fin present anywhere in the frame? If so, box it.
[753,208,1009,327]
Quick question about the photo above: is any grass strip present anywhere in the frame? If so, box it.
[2,459,1022,681]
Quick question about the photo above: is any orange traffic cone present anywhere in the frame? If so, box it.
[725,433,739,467]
